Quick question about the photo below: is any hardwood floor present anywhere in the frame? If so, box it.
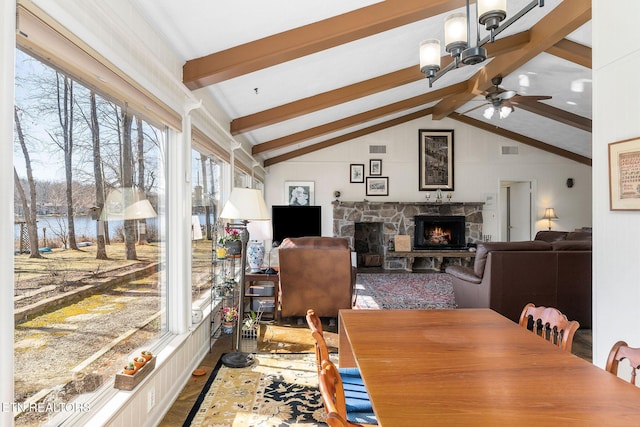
[159,324,592,425]
[158,333,232,426]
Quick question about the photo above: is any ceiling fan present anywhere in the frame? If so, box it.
[462,76,552,119]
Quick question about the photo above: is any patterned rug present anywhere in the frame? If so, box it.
[184,353,328,427]
[354,273,456,310]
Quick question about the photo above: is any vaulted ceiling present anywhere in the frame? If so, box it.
[135,0,592,167]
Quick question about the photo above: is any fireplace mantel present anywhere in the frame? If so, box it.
[332,201,483,270]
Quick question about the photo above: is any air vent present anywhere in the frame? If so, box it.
[501,146,518,155]
[369,145,386,154]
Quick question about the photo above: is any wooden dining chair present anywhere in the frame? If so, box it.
[306,309,360,375]
[318,359,378,427]
[606,341,640,385]
[518,303,580,352]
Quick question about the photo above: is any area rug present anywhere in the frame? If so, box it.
[184,353,328,427]
[354,273,456,310]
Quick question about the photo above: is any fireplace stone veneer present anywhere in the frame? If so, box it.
[333,201,483,270]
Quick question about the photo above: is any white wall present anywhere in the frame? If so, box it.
[592,0,640,367]
[265,116,592,240]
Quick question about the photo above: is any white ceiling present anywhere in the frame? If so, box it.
[133,0,592,165]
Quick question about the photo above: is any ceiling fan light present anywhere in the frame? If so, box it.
[499,105,512,119]
[483,106,495,119]
[419,39,441,78]
[478,0,507,31]
[444,12,468,57]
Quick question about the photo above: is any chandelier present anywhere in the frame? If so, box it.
[419,0,545,87]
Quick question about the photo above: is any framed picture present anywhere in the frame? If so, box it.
[418,129,454,191]
[609,137,640,210]
[366,177,389,196]
[350,164,365,183]
[285,181,314,206]
[369,159,382,176]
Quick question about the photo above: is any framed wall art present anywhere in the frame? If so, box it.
[285,181,314,206]
[369,159,382,176]
[609,137,640,210]
[418,129,454,191]
[350,164,364,183]
[366,177,389,196]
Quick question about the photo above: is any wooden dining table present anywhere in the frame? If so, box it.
[338,308,640,426]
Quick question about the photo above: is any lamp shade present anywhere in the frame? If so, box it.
[419,39,441,74]
[100,187,157,220]
[247,219,272,241]
[444,12,467,54]
[220,188,270,221]
[543,208,558,220]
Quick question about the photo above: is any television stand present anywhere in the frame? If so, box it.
[387,249,475,272]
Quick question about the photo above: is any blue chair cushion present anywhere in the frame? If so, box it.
[337,366,377,423]
[338,367,362,378]
[347,410,378,425]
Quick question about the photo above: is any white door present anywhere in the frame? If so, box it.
[501,181,532,241]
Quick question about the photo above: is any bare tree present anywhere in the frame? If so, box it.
[14,107,43,258]
[121,109,137,260]
[48,73,78,250]
[89,92,108,259]
[136,116,150,245]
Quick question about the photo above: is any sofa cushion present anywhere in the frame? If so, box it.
[566,231,592,241]
[551,240,592,251]
[445,265,482,284]
[534,231,569,242]
[474,241,552,277]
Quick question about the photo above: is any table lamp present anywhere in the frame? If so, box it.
[543,207,558,231]
[246,219,272,273]
[219,188,270,368]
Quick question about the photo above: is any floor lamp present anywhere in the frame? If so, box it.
[219,188,270,368]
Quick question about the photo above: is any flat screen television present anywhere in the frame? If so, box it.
[271,205,321,246]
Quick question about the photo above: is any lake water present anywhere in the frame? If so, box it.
[14,214,213,242]
[14,215,159,242]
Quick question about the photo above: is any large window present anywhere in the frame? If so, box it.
[191,148,223,303]
[14,49,166,426]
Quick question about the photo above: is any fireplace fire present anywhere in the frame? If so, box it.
[414,215,466,250]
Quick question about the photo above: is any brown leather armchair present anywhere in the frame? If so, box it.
[277,237,356,318]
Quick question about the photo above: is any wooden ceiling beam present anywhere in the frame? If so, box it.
[232,32,530,135]
[263,108,434,167]
[546,38,591,68]
[450,113,591,166]
[514,101,592,132]
[432,0,591,120]
[253,82,467,155]
[183,0,466,89]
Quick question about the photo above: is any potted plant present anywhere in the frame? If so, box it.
[133,356,146,370]
[221,306,238,334]
[243,310,259,331]
[141,350,153,361]
[123,362,136,375]
[218,226,242,255]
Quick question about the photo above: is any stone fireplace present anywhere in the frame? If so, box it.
[333,201,483,270]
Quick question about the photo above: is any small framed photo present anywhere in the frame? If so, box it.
[285,181,314,206]
[369,159,382,176]
[366,177,389,196]
[350,164,365,183]
[609,137,640,210]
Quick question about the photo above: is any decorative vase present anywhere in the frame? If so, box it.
[247,241,265,273]
[216,247,227,259]
[225,240,242,255]
[222,322,235,334]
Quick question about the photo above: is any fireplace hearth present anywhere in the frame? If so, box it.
[414,215,466,249]
[332,201,483,270]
